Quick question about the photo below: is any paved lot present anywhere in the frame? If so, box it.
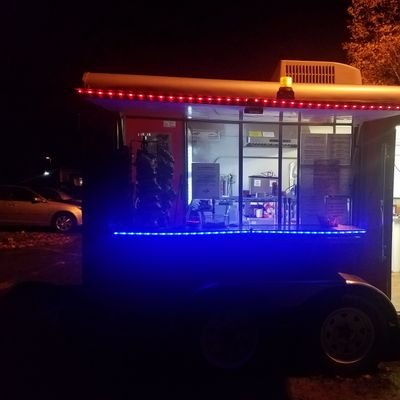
[0,230,400,400]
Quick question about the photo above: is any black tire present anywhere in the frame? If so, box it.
[192,303,260,371]
[314,295,385,376]
[52,212,77,233]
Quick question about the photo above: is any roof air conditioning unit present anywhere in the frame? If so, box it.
[272,60,362,85]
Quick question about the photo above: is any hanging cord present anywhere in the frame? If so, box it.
[174,174,184,225]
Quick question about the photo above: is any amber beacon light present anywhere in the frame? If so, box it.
[276,76,295,100]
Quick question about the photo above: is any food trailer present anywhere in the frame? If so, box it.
[77,60,400,375]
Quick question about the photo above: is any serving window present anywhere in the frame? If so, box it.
[185,109,353,231]
[124,107,354,231]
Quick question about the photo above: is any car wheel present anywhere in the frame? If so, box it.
[315,295,384,375]
[52,212,77,233]
[197,305,259,370]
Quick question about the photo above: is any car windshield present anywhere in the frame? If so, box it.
[55,191,73,200]
[36,188,74,201]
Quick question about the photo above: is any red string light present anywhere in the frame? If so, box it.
[75,88,400,111]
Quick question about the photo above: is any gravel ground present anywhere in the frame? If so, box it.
[0,229,82,294]
[0,230,400,400]
[0,229,79,249]
[288,363,400,400]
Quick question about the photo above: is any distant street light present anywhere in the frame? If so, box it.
[43,155,52,176]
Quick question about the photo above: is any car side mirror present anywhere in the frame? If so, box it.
[32,196,45,203]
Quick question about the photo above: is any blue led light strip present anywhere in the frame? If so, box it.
[113,230,366,236]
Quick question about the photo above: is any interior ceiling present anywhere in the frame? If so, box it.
[88,97,400,125]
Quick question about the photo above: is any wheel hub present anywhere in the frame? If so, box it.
[320,307,375,364]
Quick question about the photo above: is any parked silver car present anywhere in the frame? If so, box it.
[29,186,82,206]
[0,185,82,233]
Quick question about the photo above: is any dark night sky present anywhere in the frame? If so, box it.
[2,0,352,182]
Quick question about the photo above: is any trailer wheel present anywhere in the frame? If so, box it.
[315,295,384,375]
[198,305,259,370]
